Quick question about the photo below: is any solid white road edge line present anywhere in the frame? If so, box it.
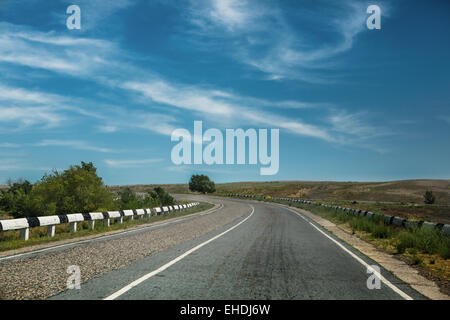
[0,203,223,262]
[103,205,255,300]
[286,207,413,300]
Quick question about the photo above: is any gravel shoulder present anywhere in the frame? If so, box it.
[0,202,217,259]
[0,197,249,300]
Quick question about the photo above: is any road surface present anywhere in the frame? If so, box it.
[0,195,426,300]
[52,196,424,300]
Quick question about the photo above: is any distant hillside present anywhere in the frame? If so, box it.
[4,180,450,204]
[2,180,449,223]
[213,180,450,204]
[212,180,450,224]
[108,180,450,205]
[108,183,190,195]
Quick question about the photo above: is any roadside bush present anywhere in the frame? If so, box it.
[334,210,351,223]
[424,190,436,204]
[349,217,370,233]
[116,187,167,209]
[415,227,441,254]
[372,224,391,239]
[439,244,450,259]
[152,187,175,206]
[117,187,144,209]
[396,231,417,253]
[347,215,392,239]
[412,255,423,265]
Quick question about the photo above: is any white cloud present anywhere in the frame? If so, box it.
[241,109,333,141]
[185,0,373,82]
[0,143,21,148]
[35,140,113,153]
[98,125,118,133]
[0,158,54,171]
[0,84,65,105]
[0,106,64,129]
[325,110,393,150]
[121,78,334,141]
[188,0,269,33]
[0,84,106,130]
[105,158,164,168]
[120,77,391,149]
[329,110,392,140]
[11,30,111,47]
[206,0,256,32]
[0,159,23,171]
[0,22,116,76]
[122,81,235,116]
[0,13,388,154]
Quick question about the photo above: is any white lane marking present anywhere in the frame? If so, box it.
[0,203,223,262]
[104,205,255,300]
[286,207,413,300]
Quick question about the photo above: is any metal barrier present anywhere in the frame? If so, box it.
[0,202,200,240]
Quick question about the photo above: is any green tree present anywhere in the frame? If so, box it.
[189,174,216,194]
[0,179,33,217]
[117,187,141,209]
[424,190,436,204]
[116,187,171,209]
[142,191,161,207]
[152,186,175,206]
[2,162,115,217]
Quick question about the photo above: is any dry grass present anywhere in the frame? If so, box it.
[215,180,450,204]
[215,180,450,224]
[108,183,190,195]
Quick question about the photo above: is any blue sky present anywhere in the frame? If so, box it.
[0,0,449,185]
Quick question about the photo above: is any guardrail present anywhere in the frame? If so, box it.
[0,202,200,241]
[226,194,450,236]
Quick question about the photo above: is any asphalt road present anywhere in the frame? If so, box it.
[50,196,425,300]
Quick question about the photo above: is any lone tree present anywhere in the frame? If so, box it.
[189,174,216,194]
[424,190,436,204]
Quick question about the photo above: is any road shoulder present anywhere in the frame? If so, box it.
[0,202,219,260]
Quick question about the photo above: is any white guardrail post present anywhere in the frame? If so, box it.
[0,202,200,241]
[20,227,29,241]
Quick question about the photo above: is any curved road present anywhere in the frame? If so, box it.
[48,195,425,300]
